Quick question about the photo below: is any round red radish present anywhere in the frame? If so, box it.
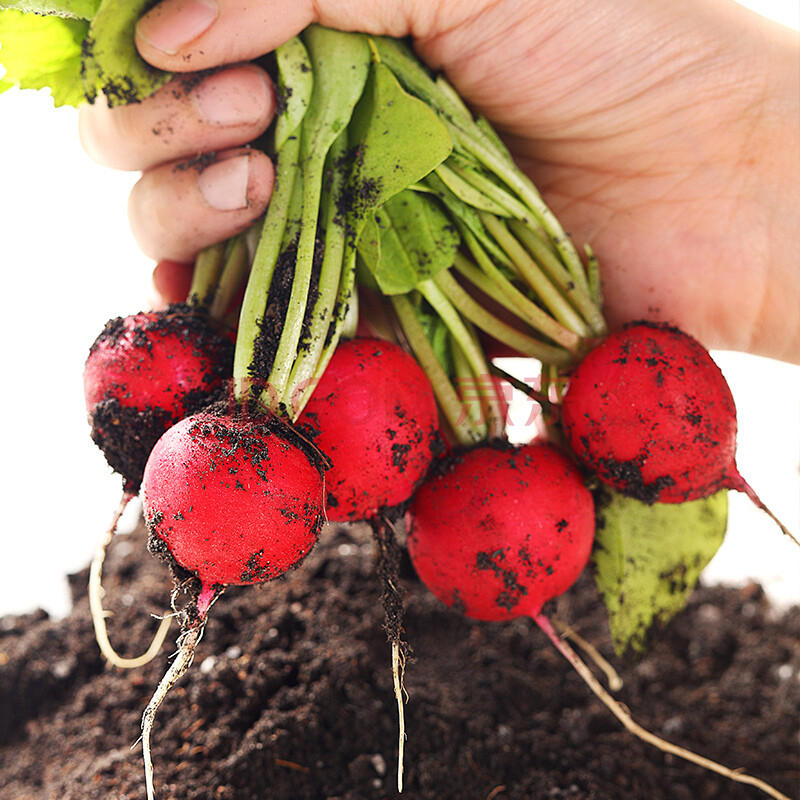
[406,442,595,621]
[560,321,738,504]
[296,338,440,521]
[142,410,326,589]
[84,306,233,488]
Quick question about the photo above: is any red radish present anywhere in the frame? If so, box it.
[560,321,797,544]
[296,337,440,522]
[84,305,233,490]
[151,259,194,306]
[84,306,232,669]
[407,442,595,621]
[407,441,790,800]
[139,408,327,800]
[294,337,439,790]
[143,410,325,591]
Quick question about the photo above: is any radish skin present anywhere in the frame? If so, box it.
[139,409,327,799]
[297,338,440,522]
[561,321,798,545]
[84,306,233,489]
[407,443,595,621]
[407,440,790,800]
[143,412,326,588]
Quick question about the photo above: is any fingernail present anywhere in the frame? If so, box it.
[193,69,271,127]
[136,0,218,56]
[197,155,250,211]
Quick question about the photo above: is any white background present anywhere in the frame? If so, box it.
[0,0,797,618]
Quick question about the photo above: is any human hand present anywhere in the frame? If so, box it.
[78,0,800,361]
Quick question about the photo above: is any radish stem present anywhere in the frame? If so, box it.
[509,220,606,337]
[391,294,482,445]
[434,269,573,365]
[482,213,590,337]
[234,133,300,400]
[456,233,580,355]
[209,234,250,321]
[417,281,505,439]
[283,133,348,414]
[187,243,226,308]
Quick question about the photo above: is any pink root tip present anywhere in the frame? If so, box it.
[196,584,217,617]
[727,469,799,548]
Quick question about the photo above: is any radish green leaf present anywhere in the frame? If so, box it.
[358,189,458,295]
[0,10,87,105]
[593,488,728,656]
[83,0,170,105]
[345,59,452,229]
[1,0,99,19]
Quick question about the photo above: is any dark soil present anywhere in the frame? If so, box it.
[0,519,798,800]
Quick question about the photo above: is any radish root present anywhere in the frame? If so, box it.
[535,613,791,800]
[141,620,206,800]
[391,639,407,793]
[89,492,172,669]
[552,617,623,692]
[730,471,800,549]
[372,516,409,793]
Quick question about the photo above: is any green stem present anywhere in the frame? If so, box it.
[266,157,326,409]
[289,243,358,418]
[509,220,606,336]
[451,334,506,441]
[450,340,485,431]
[233,133,301,400]
[448,122,590,294]
[460,227,580,352]
[448,158,541,229]
[416,280,505,439]
[209,235,250,321]
[434,162,510,217]
[187,243,225,307]
[390,295,483,445]
[282,135,348,415]
[452,250,524,316]
[434,269,573,366]
[585,244,603,307]
[482,212,590,337]
[339,280,359,340]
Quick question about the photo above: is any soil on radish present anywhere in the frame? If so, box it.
[249,236,324,386]
[0,519,797,800]
[85,306,233,488]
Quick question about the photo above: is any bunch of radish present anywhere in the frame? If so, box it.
[83,304,233,667]
[4,4,795,798]
[81,231,255,670]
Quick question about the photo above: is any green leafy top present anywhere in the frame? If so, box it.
[1,0,99,19]
[0,0,169,106]
[593,488,728,656]
[0,11,86,105]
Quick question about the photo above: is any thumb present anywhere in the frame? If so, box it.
[134,0,458,72]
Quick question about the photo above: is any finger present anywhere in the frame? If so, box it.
[128,147,273,262]
[79,64,275,171]
[134,0,443,73]
[151,259,195,308]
